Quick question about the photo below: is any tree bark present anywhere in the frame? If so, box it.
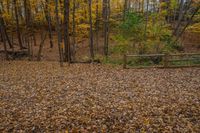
[72,0,76,60]
[88,0,94,61]
[176,4,200,40]
[173,0,192,36]
[95,0,99,52]
[0,16,8,60]
[144,0,149,40]
[123,0,128,20]
[64,0,71,63]
[13,0,23,49]
[37,32,47,61]
[55,0,63,66]
[44,0,54,48]
[103,0,110,57]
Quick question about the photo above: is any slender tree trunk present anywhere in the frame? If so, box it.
[44,0,54,48]
[142,0,144,13]
[123,0,128,20]
[103,0,110,57]
[4,27,13,49]
[144,0,149,40]
[0,8,13,49]
[176,4,200,39]
[95,0,99,52]
[13,0,23,49]
[6,0,10,13]
[173,0,192,36]
[64,0,71,63]
[0,16,8,60]
[0,31,3,42]
[88,0,94,61]
[55,0,63,66]
[37,32,47,61]
[72,0,76,61]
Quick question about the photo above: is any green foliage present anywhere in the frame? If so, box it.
[119,12,144,40]
[102,56,124,66]
[110,44,129,54]
[112,34,126,42]
[169,0,178,10]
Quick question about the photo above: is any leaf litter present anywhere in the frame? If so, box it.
[0,61,200,132]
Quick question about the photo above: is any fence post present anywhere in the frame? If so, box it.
[123,54,127,69]
[164,53,169,68]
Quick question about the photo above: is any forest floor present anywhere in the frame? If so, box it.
[0,61,200,132]
[0,31,200,62]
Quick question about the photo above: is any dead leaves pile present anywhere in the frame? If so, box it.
[0,61,200,132]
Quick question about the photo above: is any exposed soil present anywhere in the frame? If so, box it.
[0,31,199,62]
[182,32,200,52]
[0,61,200,132]
[0,32,105,62]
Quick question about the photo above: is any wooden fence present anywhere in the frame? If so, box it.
[123,53,200,69]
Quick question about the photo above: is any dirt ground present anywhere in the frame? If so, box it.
[0,32,105,62]
[182,32,200,52]
[0,31,199,62]
[0,61,200,132]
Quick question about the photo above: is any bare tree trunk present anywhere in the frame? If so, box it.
[13,0,23,49]
[4,27,13,49]
[37,32,47,61]
[72,0,76,61]
[176,4,200,40]
[123,0,128,20]
[0,8,13,49]
[64,0,71,63]
[88,0,94,61]
[142,0,144,13]
[24,0,30,26]
[103,0,110,57]
[144,0,149,40]
[95,0,99,52]
[173,0,192,36]
[0,15,8,60]
[44,0,54,48]
[0,31,3,42]
[55,0,63,66]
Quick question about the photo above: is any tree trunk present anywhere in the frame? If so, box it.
[173,0,192,36]
[88,0,94,61]
[0,8,13,49]
[95,0,99,52]
[13,0,23,49]
[103,0,110,57]
[144,0,149,40]
[176,4,200,39]
[72,0,76,61]
[44,0,54,48]
[37,32,47,61]
[55,0,63,66]
[123,0,128,20]
[64,0,71,63]
[0,16,8,60]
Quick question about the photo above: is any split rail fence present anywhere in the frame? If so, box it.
[123,53,200,69]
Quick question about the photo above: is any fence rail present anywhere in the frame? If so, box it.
[123,53,200,69]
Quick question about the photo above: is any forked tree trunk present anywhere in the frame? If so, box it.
[176,4,200,40]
